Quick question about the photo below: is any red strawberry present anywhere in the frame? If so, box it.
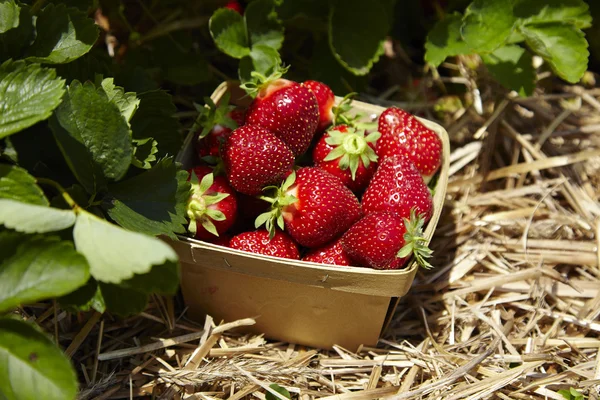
[341,211,433,270]
[186,166,238,240]
[195,107,245,159]
[312,124,380,193]
[242,67,319,155]
[222,125,295,195]
[304,80,335,132]
[256,167,362,248]
[230,229,300,260]
[376,107,442,179]
[362,155,433,222]
[302,238,353,266]
[224,0,243,14]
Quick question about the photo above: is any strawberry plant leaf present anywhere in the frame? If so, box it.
[239,44,282,83]
[328,0,393,76]
[50,80,133,193]
[0,231,89,313]
[73,209,179,284]
[131,137,158,170]
[514,0,592,29]
[0,164,48,205]
[102,157,190,239]
[0,0,20,34]
[209,7,250,59]
[98,78,140,125]
[0,318,78,400]
[59,278,105,314]
[0,199,76,233]
[425,13,473,67]
[245,0,284,50]
[481,45,535,96]
[98,282,148,317]
[265,384,291,400]
[460,0,517,53]
[130,90,183,160]
[116,259,179,295]
[0,4,34,62]
[520,22,588,83]
[0,60,65,139]
[25,3,99,64]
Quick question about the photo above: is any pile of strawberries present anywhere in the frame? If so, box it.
[186,66,442,270]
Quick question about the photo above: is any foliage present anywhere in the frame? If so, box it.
[424,0,592,96]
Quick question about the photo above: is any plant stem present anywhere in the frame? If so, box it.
[36,177,80,211]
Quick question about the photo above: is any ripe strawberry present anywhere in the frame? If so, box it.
[256,167,362,248]
[303,80,335,132]
[376,107,442,179]
[224,0,243,14]
[302,238,353,266]
[242,66,319,155]
[186,166,238,240]
[222,125,295,195]
[230,229,300,260]
[341,211,433,270]
[362,155,433,222]
[312,124,380,193]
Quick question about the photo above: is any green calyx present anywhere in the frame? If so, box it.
[254,171,298,239]
[396,209,433,269]
[186,171,230,237]
[332,92,378,131]
[239,63,290,98]
[323,127,381,180]
[190,92,238,139]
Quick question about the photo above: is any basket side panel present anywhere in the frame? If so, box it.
[180,262,390,350]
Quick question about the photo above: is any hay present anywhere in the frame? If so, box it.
[22,73,600,399]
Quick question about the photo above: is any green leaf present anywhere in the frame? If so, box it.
[50,80,133,193]
[0,232,89,313]
[73,209,179,284]
[209,8,250,59]
[58,278,105,313]
[102,158,190,239]
[25,3,99,64]
[130,90,183,160]
[0,0,20,34]
[131,137,158,169]
[0,4,35,62]
[0,164,48,205]
[425,13,473,67]
[99,78,140,125]
[265,384,291,400]
[239,44,283,83]
[520,22,588,83]
[0,318,78,400]
[460,0,518,53]
[98,282,148,317]
[328,0,392,75]
[0,60,65,139]
[514,0,591,29]
[245,0,284,49]
[0,199,76,233]
[117,259,179,295]
[481,45,535,96]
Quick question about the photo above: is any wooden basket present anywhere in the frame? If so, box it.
[166,81,450,351]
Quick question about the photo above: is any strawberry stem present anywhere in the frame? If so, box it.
[186,171,230,237]
[396,209,433,269]
[323,127,380,181]
[239,63,290,98]
[255,171,298,239]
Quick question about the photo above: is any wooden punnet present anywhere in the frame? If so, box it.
[166,81,450,350]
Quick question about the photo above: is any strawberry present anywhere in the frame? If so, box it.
[302,238,353,266]
[207,234,232,247]
[224,0,243,14]
[341,210,433,270]
[242,66,319,155]
[256,167,362,248]
[376,107,442,179]
[312,124,380,193]
[362,155,433,223]
[230,229,300,260]
[222,125,295,195]
[192,93,243,160]
[186,166,238,240]
[303,80,335,132]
